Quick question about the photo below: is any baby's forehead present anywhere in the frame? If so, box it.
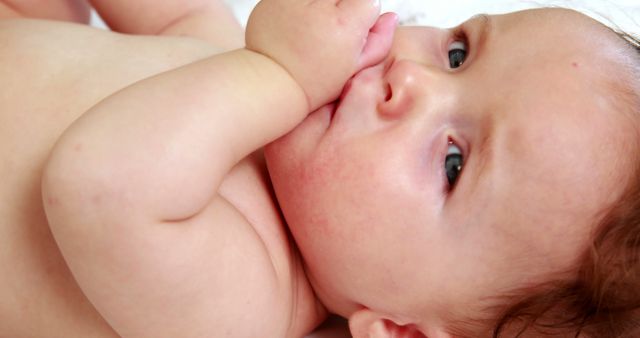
[501,8,614,43]
[484,8,624,50]
[456,9,637,252]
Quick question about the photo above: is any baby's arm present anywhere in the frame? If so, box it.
[87,0,243,48]
[43,0,395,336]
[47,51,311,222]
[45,0,397,233]
[41,51,309,338]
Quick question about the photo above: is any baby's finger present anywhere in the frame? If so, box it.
[357,12,398,70]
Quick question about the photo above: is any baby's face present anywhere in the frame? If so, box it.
[265,8,635,326]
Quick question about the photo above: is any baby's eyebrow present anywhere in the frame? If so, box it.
[468,14,493,58]
[459,14,494,59]
[470,13,490,21]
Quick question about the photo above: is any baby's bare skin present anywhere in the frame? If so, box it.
[0,3,326,337]
[0,20,203,337]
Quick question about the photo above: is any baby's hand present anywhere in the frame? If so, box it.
[246,0,397,110]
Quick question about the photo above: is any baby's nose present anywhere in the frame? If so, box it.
[378,59,443,119]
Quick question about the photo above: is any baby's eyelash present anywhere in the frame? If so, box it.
[448,31,469,69]
[451,28,469,44]
[444,138,465,192]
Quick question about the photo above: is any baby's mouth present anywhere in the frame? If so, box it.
[330,76,354,123]
[339,77,355,103]
[328,102,338,123]
[331,62,391,123]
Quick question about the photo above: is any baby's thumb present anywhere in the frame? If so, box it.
[357,12,398,70]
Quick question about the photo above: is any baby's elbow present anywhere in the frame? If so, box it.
[43,140,87,213]
[42,137,122,231]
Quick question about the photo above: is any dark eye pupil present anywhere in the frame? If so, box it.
[445,154,463,187]
[449,49,466,68]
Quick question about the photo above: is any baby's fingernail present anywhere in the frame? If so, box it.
[383,12,398,24]
[390,13,399,25]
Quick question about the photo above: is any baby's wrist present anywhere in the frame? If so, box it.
[243,46,314,110]
[241,48,311,111]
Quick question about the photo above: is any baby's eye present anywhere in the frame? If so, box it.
[445,142,464,189]
[448,41,467,69]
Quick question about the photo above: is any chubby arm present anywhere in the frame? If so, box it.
[45,49,306,222]
[45,0,396,224]
[42,48,309,337]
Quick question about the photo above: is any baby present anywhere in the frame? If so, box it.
[2,0,639,337]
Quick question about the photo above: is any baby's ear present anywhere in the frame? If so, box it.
[348,308,452,338]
